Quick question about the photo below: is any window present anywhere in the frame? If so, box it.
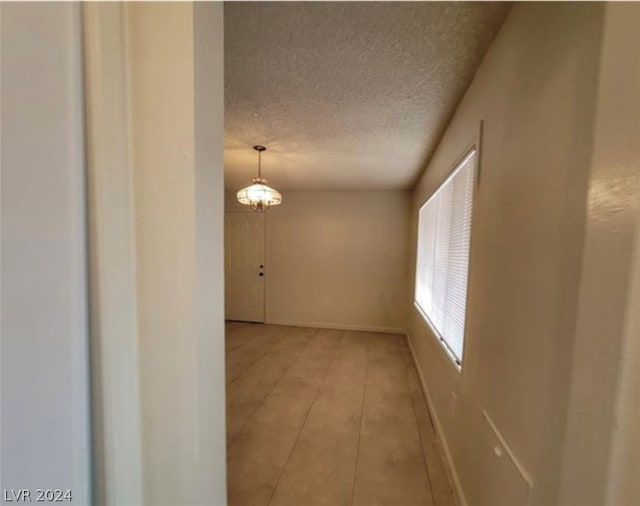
[415,148,476,368]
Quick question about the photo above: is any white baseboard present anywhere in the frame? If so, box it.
[265,319,405,334]
[406,333,469,506]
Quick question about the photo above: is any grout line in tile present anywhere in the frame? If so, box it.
[349,334,370,506]
[227,325,296,386]
[224,322,264,353]
[226,328,319,447]
[227,324,294,381]
[266,330,346,506]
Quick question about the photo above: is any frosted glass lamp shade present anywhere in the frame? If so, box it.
[236,178,282,211]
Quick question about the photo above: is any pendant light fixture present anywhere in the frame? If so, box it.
[236,145,282,211]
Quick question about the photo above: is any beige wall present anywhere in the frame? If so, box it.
[226,190,411,332]
[407,3,607,505]
[193,2,228,502]
[128,4,197,503]
[559,4,640,505]
[114,3,226,505]
[1,3,91,502]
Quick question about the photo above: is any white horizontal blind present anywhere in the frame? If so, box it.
[415,149,476,367]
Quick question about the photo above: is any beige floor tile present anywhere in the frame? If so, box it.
[225,324,452,506]
[270,431,359,506]
[366,357,409,397]
[409,394,454,505]
[225,324,259,352]
[228,393,314,462]
[226,325,293,382]
[250,394,315,426]
[425,439,455,505]
[227,370,285,404]
[316,381,365,407]
[226,398,261,443]
[367,332,405,354]
[303,393,363,435]
[360,393,423,452]
[354,366,433,506]
[314,328,345,343]
[289,326,321,339]
[321,358,367,399]
[227,458,282,506]
[270,348,336,397]
[227,339,310,403]
[228,420,303,468]
[269,370,325,398]
[352,446,433,506]
[297,353,337,372]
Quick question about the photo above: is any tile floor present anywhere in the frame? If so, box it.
[226,322,455,506]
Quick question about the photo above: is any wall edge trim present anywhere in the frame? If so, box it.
[407,332,469,506]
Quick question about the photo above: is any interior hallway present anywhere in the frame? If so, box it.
[225,322,454,506]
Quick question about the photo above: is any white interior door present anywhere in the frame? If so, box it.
[225,211,266,322]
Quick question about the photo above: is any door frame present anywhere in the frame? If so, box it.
[83,4,143,504]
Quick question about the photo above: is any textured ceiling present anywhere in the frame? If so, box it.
[224,2,510,191]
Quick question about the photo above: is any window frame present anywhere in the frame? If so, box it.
[414,141,479,373]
